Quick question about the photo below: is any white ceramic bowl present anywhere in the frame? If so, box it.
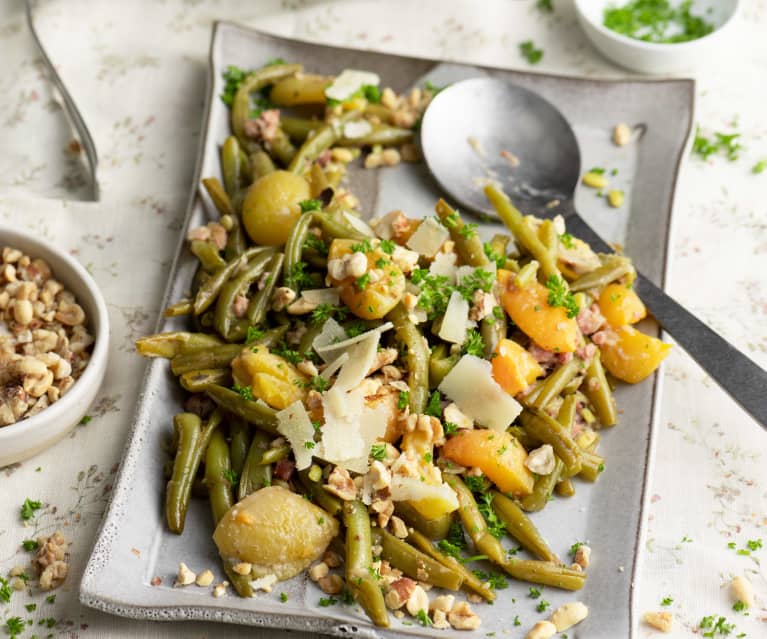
[0,226,109,467]
[574,0,741,74]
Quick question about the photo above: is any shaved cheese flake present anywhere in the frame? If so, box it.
[334,331,380,391]
[390,476,459,511]
[343,120,373,139]
[370,210,402,240]
[438,354,522,431]
[276,401,316,470]
[301,288,340,306]
[320,352,350,381]
[315,322,393,357]
[438,291,470,344]
[406,217,450,258]
[429,251,458,282]
[343,211,376,238]
[319,387,366,468]
[325,69,380,102]
[313,318,348,362]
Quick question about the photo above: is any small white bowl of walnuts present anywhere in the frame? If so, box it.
[0,226,109,467]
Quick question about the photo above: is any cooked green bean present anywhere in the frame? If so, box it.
[179,368,230,392]
[556,394,578,431]
[480,311,507,358]
[221,136,243,198]
[229,418,250,476]
[484,185,560,279]
[339,123,414,147]
[193,246,269,315]
[250,150,276,181]
[136,331,223,359]
[435,199,489,267]
[202,177,235,218]
[406,529,496,602]
[507,425,538,451]
[205,428,234,524]
[569,254,635,292]
[238,431,272,500]
[519,458,564,512]
[298,468,342,517]
[227,253,286,343]
[529,358,583,410]
[205,385,279,434]
[309,163,330,198]
[578,450,605,482]
[224,215,247,260]
[539,219,558,261]
[284,212,314,287]
[190,240,227,273]
[343,500,389,627]
[231,63,302,148]
[500,556,585,591]
[515,260,539,288]
[269,128,297,166]
[582,351,618,427]
[519,409,583,478]
[490,490,557,561]
[166,413,202,534]
[164,299,193,317]
[213,250,274,339]
[317,211,369,241]
[288,110,361,175]
[281,116,318,143]
[555,478,576,497]
[394,502,452,540]
[260,444,290,465]
[428,344,456,389]
[370,528,463,591]
[170,344,242,376]
[388,304,429,413]
[488,233,510,267]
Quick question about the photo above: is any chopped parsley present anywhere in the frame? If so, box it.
[699,615,737,637]
[220,65,249,106]
[351,238,373,253]
[20,498,42,521]
[370,443,387,461]
[732,600,748,613]
[472,570,508,590]
[311,303,346,325]
[603,0,714,44]
[424,80,446,95]
[398,390,411,410]
[462,329,485,357]
[245,326,265,344]
[0,576,12,603]
[379,239,395,255]
[464,474,488,494]
[297,376,329,392]
[355,273,371,291]
[519,40,544,64]
[284,261,314,290]
[299,198,322,213]
[444,421,459,436]
[545,274,579,318]
[459,223,479,239]
[661,596,673,606]
[265,57,286,66]
[746,538,762,551]
[25,603,36,612]
[280,592,288,602]
[477,493,507,538]
[692,126,742,162]
[411,269,452,319]
[536,599,551,612]
[589,167,606,175]
[424,391,442,417]
[304,441,316,449]
[483,242,506,269]
[222,469,239,485]
[456,268,494,302]
[345,321,368,337]
[80,414,92,424]
[514,615,522,626]
[569,541,584,557]
[304,233,329,256]
[361,84,381,103]
[22,539,39,552]
[45,594,56,605]
[528,586,542,599]
[273,343,304,365]
[319,596,337,607]
[536,0,554,12]
[5,617,24,639]
[415,609,432,627]
[753,160,767,174]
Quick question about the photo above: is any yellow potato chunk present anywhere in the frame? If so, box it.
[598,325,671,384]
[241,171,310,246]
[231,345,307,409]
[213,486,339,580]
[598,283,647,327]
[491,338,544,397]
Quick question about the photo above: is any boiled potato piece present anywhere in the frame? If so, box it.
[327,239,406,320]
[497,269,578,354]
[491,338,544,397]
[598,283,647,327]
[231,345,307,409]
[441,429,534,497]
[242,171,310,246]
[213,486,339,580]
[597,325,670,384]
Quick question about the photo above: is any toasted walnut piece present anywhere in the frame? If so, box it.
[33,531,69,591]
[54,301,85,326]
[195,569,215,587]
[27,395,50,417]
[385,577,416,610]
[319,574,344,595]
[18,356,54,398]
[429,594,455,613]
[232,562,253,576]
[9,565,25,578]
[322,550,342,569]
[325,466,357,501]
[642,611,673,633]
[212,582,228,598]
[525,444,556,475]
[573,544,591,569]
[730,575,755,608]
[389,515,408,539]
[371,497,394,528]
[308,561,329,582]
[549,601,588,631]
[13,299,33,325]
[271,287,297,312]
[432,609,450,629]
[405,584,429,617]
[2,247,23,263]
[174,562,196,587]
[525,620,557,639]
[448,601,481,630]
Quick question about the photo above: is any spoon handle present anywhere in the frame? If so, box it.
[565,213,767,429]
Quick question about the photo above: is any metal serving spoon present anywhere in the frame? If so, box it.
[420,77,767,429]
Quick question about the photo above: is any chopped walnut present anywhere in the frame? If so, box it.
[174,561,196,587]
[324,466,357,501]
[573,544,591,569]
[642,611,673,633]
[319,574,344,594]
[32,531,69,591]
[385,577,416,609]
[447,601,481,630]
[405,584,429,616]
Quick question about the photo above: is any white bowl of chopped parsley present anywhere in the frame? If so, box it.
[574,0,740,74]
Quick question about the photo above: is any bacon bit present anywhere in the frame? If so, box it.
[317,149,332,168]
[274,459,295,481]
[232,295,249,318]
[577,304,606,336]
[576,343,597,362]
[244,109,281,143]
[131,547,141,557]
[151,576,162,587]
[528,343,558,366]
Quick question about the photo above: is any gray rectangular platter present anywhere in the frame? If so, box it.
[80,21,694,639]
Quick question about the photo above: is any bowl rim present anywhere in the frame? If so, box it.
[574,0,741,52]
[0,225,110,444]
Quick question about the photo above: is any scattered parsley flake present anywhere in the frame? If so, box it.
[361,84,381,103]
[444,421,459,436]
[398,390,410,410]
[79,414,92,425]
[752,160,767,174]
[355,273,371,291]
[589,167,606,175]
[603,0,714,43]
[528,586,542,599]
[220,65,249,106]
[379,239,395,254]
[746,538,762,551]
[424,391,442,417]
[545,274,579,318]
[351,239,373,254]
[681,535,693,543]
[732,600,747,613]
[20,498,42,521]
[536,599,551,613]
[279,592,288,603]
[415,609,432,627]
[0,576,11,603]
[424,80,446,95]
[265,57,286,66]
[569,542,584,557]
[513,615,522,626]
[661,596,674,606]
[299,198,322,213]
[462,329,485,357]
[232,384,253,401]
[246,326,265,344]
[464,474,487,494]
[222,469,239,484]
[370,443,387,461]
[483,242,506,269]
[22,539,39,552]
[699,615,736,637]
[5,617,24,638]
[459,223,479,239]
[304,233,329,256]
[284,261,314,290]
[477,493,507,539]
[319,596,337,607]
[304,441,316,449]
[536,0,554,12]
[693,126,743,162]
[473,570,508,590]
[519,40,544,64]
[559,232,574,249]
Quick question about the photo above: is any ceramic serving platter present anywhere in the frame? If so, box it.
[80,21,694,638]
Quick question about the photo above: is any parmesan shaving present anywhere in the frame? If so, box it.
[406,217,449,258]
[275,401,316,471]
[312,318,348,362]
[333,331,380,391]
[390,476,459,511]
[343,211,376,238]
[315,322,393,357]
[325,69,380,102]
[429,251,458,282]
[320,352,350,381]
[438,291,470,344]
[301,288,340,306]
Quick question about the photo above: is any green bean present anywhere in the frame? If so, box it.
[298,323,324,356]
[519,458,564,513]
[202,177,235,218]
[166,410,223,534]
[229,418,250,476]
[488,233,510,266]
[343,500,389,627]
[394,502,452,540]
[500,555,585,591]
[288,110,361,175]
[213,251,274,339]
[317,211,369,241]
[221,136,243,198]
[556,394,578,431]
[435,199,489,267]
[507,425,538,451]
[285,213,314,287]
[179,368,230,392]
[578,450,605,482]
[238,431,272,500]
[231,64,302,148]
[388,304,429,413]
[170,344,242,376]
[190,240,226,273]
[581,351,618,427]
[539,219,558,262]
[364,102,394,123]
[569,254,635,292]
[268,128,297,166]
[519,409,583,478]
[555,479,575,497]
[428,344,456,389]
[281,116,318,143]
[406,529,496,602]
[205,385,279,435]
[136,332,223,359]
[370,528,463,591]
[224,215,247,260]
[529,359,583,410]
[193,246,269,315]
[309,163,330,198]
[490,490,557,562]
[480,311,507,359]
[514,260,539,288]
[298,468,342,517]
[249,150,275,181]
[164,299,192,317]
[205,428,234,524]
[260,444,290,465]
[339,124,414,147]
[227,253,286,343]
[224,564,254,598]
[484,185,560,279]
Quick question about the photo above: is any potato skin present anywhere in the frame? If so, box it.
[242,171,310,246]
[213,486,339,580]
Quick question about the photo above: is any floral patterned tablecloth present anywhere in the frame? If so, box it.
[0,1,765,637]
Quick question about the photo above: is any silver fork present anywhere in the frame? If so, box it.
[25,0,99,201]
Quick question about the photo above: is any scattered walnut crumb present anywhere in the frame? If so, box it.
[195,569,214,587]
[174,562,196,587]
[643,611,673,633]
[150,576,162,587]
[32,531,69,590]
[212,581,228,598]
[447,601,481,630]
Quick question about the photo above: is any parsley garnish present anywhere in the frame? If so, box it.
[603,0,714,44]
[513,615,521,626]
[280,592,288,602]
[222,468,239,485]
[398,390,410,410]
[361,84,381,103]
[472,570,508,590]
[345,321,368,337]
[25,603,36,612]
[569,541,584,557]
[45,594,56,605]
[519,40,544,64]
[0,577,12,603]
[559,232,574,249]
[692,126,742,162]
[370,443,387,461]
[459,223,478,239]
[5,617,24,639]
[456,268,494,302]
[424,80,446,95]
[528,587,542,599]
[284,262,314,290]
[246,326,265,344]
[699,615,737,637]
[537,0,554,12]
[425,391,442,417]
[299,198,322,213]
[415,609,432,627]
[444,421,459,436]
[265,57,286,66]
[379,239,395,254]
[411,269,452,319]
[732,600,747,613]
[319,596,337,607]
[22,539,39,552]
[356,273,371,291]
[477,493,507,538]
[351,238,373,253]
[746,538,762,551]
[220,65,249,106]
[661,596,673,606]
[536,599,551,613]
[545,274,579,318]
[80,414,92,424]
[304,441,316,449]
[20,498,42,521]
[311,303,346,325]
[753,160,767,174]
[462,329,485,357]
[304,233,329,256]
[297,376,329,392]
[232,384,253,401]
[464,474,487,494]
